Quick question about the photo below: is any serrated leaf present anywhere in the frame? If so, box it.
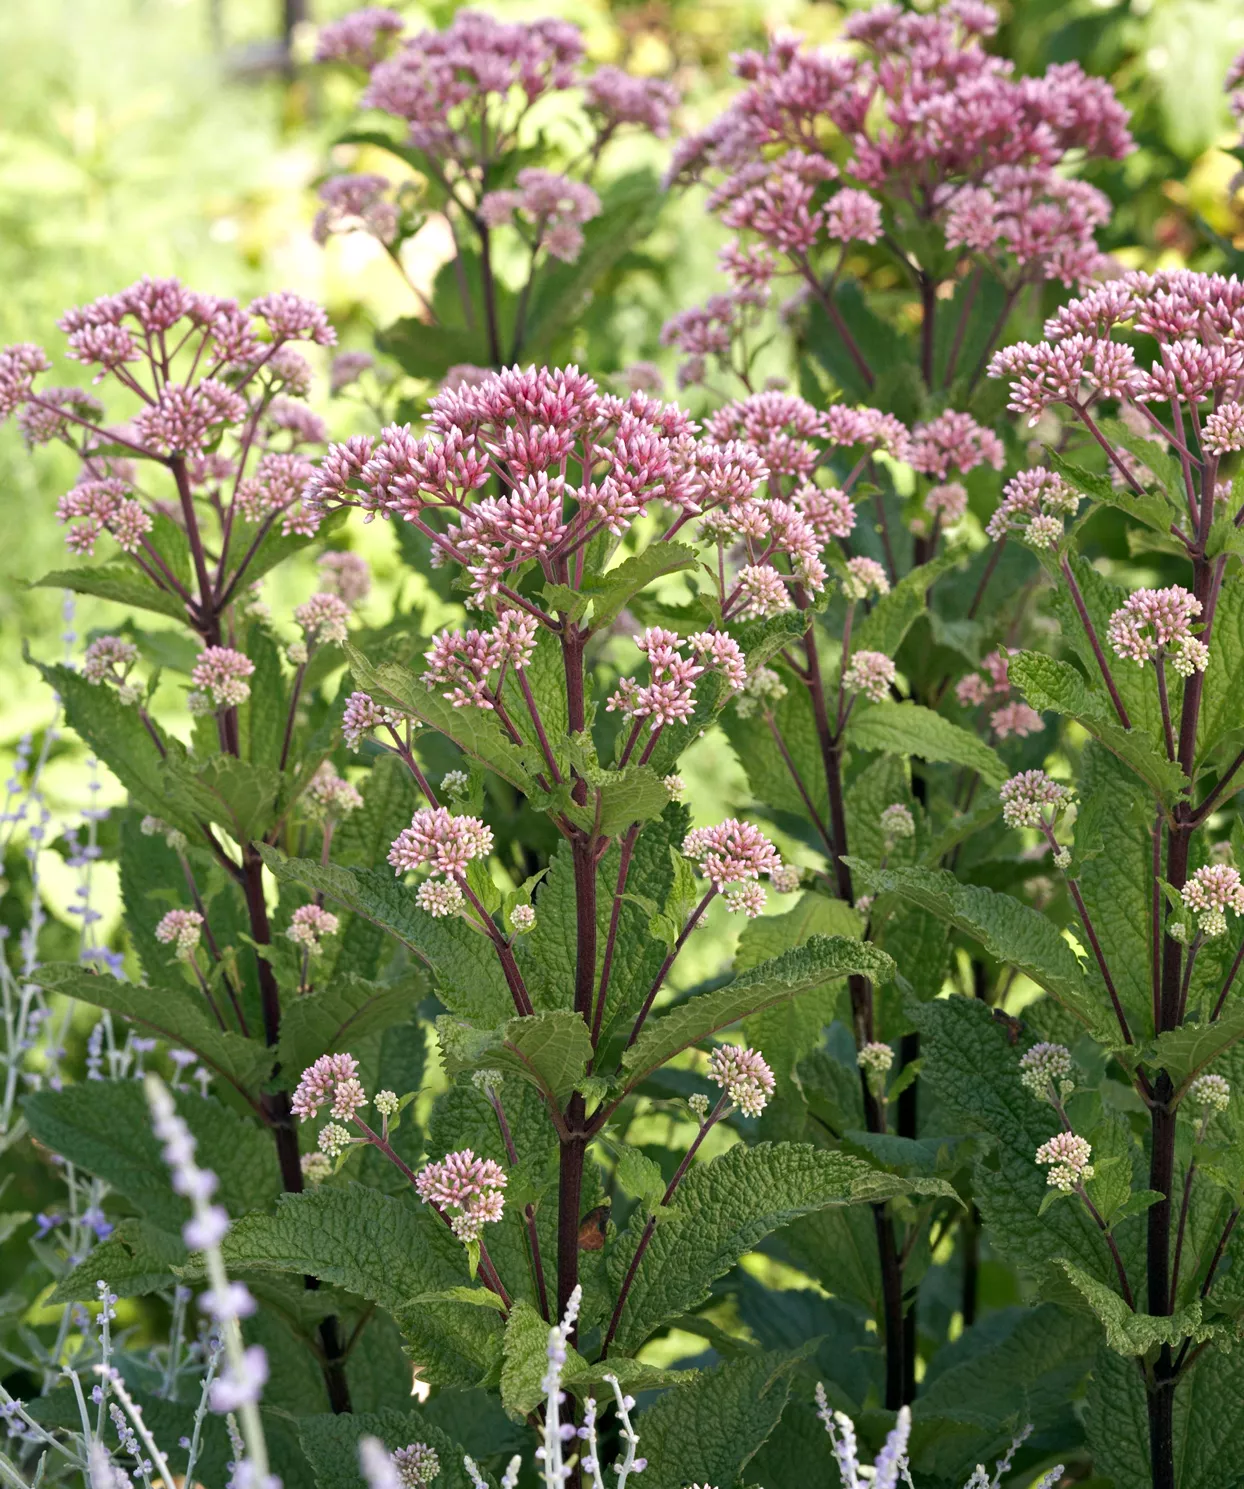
[1060,1261,1216,1356]
[438,1010,592,1107]
[49,1218,186,1302]
[914,996,1142,1296]
[345,644,538,790]
[162,754,282,844]
[24,1082,278,1236]
[847,701,1008,787]
[31,964,271,1098]
[849,549,963,660]
[622,935,894,1092]
[1008,650,1188,801]
[27,657,200,838]
[638,1351,802,1489]
[588,542,697,631]
[259,850,515,1024]
[219,1184,502,1389]
[1094,418,1188,512]
[538,764,672,836]
[1147,1004,1244,1092]
[33,563,188,621]
[606,1142,876,1352]
[612,1141,668,1207]
[276,974,419,1079]
[299,1405,494,1489]
[844,861,1115,1043]
[1198,576,1244,762]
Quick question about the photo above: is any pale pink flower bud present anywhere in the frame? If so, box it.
[295,592,352,646]
[292,1053,360,1122]
[287,904,340,956]
[1035,1131,1093,1191]
[990,701,1043,739]
[843,650,896,703]
[191,647,255,709]
[389,807,493,877]
[1000,769,1070,829]
[707,1045,775,1116]
[155,910,203,960]
[843,557,889,600]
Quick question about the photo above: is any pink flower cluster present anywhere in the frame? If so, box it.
[313,173,397,246]
[288,904,341,956]
[424,611,539,709]
[307,366,710,606]
[999,769,1070,830]
[342,690,404,750]
[315,7,403,67]
[990,271,1244,423]
[155,909,204,959]
[908,411,1004,481]
[608,627,747,731]
[318,550,372,606]
[191,647,255,709]
[480,170,601,264]
[56,478,151,556]
[294,592,352,646]
[585,65,679,137]
[1107,586,1208,677]
[415,1149,507,1243]
[1,275,338,576]
[1035,1131,1094,1191]
[388,807,493,878]
[843,650,896,704]
[955,650,1041,739]
[665,1,1129,360]
[188,646,254,708]
[707,1045,775,1117]
[362,11,583,161]
[305,763,364,818]
[292,1053,367,1122]
[985,468,1079,547]
[682,819,785,916]
[83,636,138,685]
[1182,865,1244,939]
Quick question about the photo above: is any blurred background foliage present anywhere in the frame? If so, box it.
[2,0,1243,950]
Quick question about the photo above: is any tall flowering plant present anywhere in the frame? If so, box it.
[313,7,679,381]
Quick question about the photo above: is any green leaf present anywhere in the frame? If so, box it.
[1008,650,1188,801]
[162,754,282,844]
[299,1406,494,1489]
[1060,1261,1216,1356]
[612,1140,668,1208]
[539,764,673,836]
[276,974,419,1080]
[377,321,490,383]
[259,851,515,1025]
[622,935,894,1092]
[31,964,271,1098]
[50,1218,185,1302]
[1071,744,1155,1039]
[848,550,963,660]
[345,644,538,790]
[638,1352,803,1489]
[24,1082,279,1235]
[26,657,199,837]
[914,996,1142,1295]
[1147,1004,1244,1092]
[1095,418,1188,511]
[844,861,1115,1042]
[32,563,188,621]
[587,542,698,632]
[1198,575,1244,761]
[438,1010,592,1107]
[738,894,862,1135]
[846,701,1007,787]
[606,1142,876,1353]
[721,679,827,822]
[219,1184,502,1389]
